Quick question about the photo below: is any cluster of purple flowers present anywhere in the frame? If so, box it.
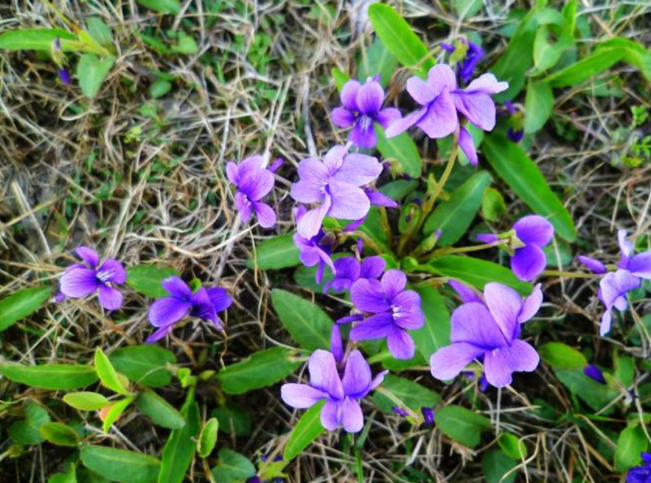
[58,247,231,342]
[578,230,651,335]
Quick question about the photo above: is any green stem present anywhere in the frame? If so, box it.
[542,270,600,279]
[397,129,459,255]
[422,240,507,262]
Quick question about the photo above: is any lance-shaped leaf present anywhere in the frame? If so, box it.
[95,348,131,396]
[0,363,98,390]
[248,234,300,270]
[80,446,161,483]
[0,286,52,333]
[483,133,576,242]
[283,400,326,461]
[271,289,333,350]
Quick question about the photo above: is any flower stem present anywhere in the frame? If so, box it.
[422,240,507,262]
[397,129,459,256]
[542,270,600,279]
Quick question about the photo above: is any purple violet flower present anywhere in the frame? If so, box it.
[332,77,401,149]
[323,256,385,293]
[627,453,651,483]
[584,364,606,385]
[430,282,542,388]
[507,127,524,143]
[58,68,71,85]
[59,247,126,311]
[147,276,232,343]
[226,155,277,228]
[441,40,484,84]
[350,269,425,360]
[585,230,651,335]
[293,206,335,284]
[421,407,435,426]
[392,406,409,417]
[281,349,386,433]
[291,145,383,238]
[477,215,554,282]
[386,64,508,166]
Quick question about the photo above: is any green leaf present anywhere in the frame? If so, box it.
[368,4,434,73]
[539,342,587,369]
[103,397,135,433]
[0,286,52,332]
[126,265,180,298]
[271,289,333,351]
[77,54,115,98]
[596,37,651,83]
[158,392,200,483]
[614,354,635,386]
[8,402,51,445]
[197,418,219,459]
[491,10,539,101]
[212,403,251,437]
[358,38,397,87]
[411,287,450,360]
[482,187,506,222]
[524,81,553,134]
[544,48,624,87]
[109,344,176,388]
[0,29,76,51]
[210,449,256,483]
[247,234,300,270]
[0,363,98,390]
[435,405,491,448]
[135,0,181,14]
[80,446,161,483]
[454,0,482,19]
[332,68,350,91]
[499,432,528,460]
[373,375,440,413]
[483,133,577,242]
[375,125,422,178]
[615,424,649,471]
[482,450,517,483]
[149,79,172,98]
[424,171,491,246]
[532,26,574,73]
[39,422,80,447]
[136,390,185,430]
[216,347,301,395]
[555,368,618,412]
[424,256,532,295]
[170,32,198,55]
[95,348,131,396]
[283,400,326,461]
[86,18,113,46]
[64,392,112,411]
[48,464,77,483]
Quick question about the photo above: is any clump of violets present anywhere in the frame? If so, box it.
[477,215,554,282]
[59,247,126,311]
[386,64,508,166]
[147,276,232,342]
[332,77,401,149]
[281,349,386,433]
[323,256,385,293]
[226,155,277,228]
[578,230,651,335]
[292,206,335,284]
[290,145,383,238]
[349,269,425,359]
[430,282,542,388]
[627,453,651,483]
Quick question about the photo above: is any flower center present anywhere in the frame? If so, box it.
[359,115,373,132]
[96,269,113,282]
[391,304,402,320]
